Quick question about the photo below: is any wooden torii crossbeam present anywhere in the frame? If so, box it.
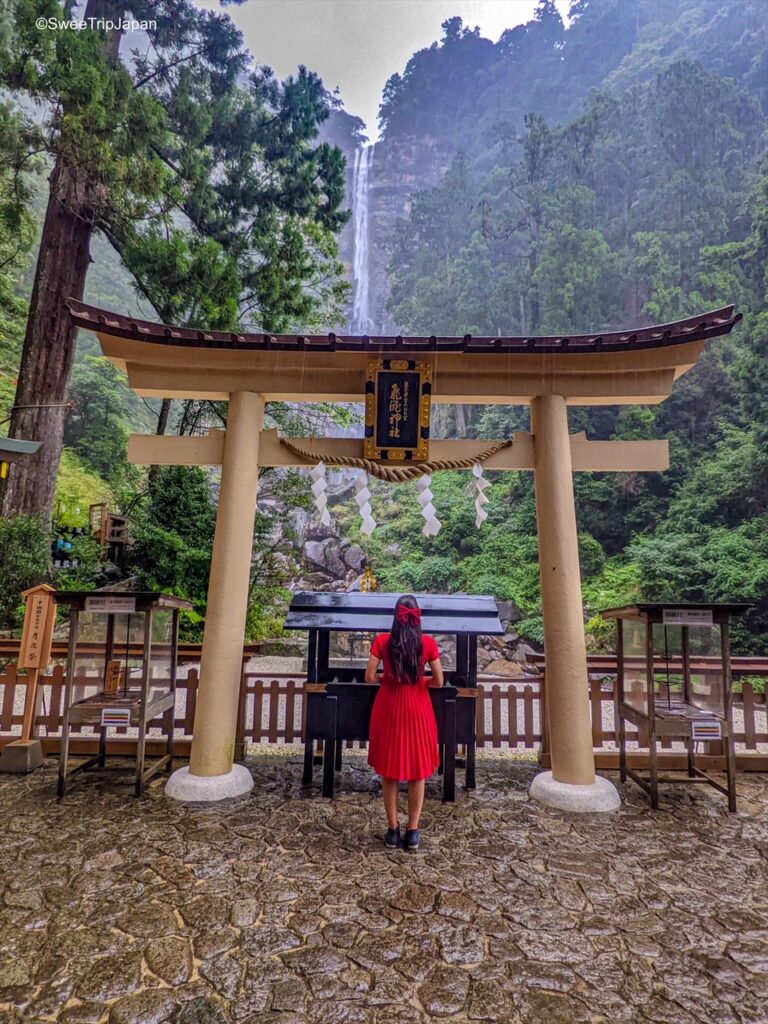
[127,427,670,473]
[66,299,742,810]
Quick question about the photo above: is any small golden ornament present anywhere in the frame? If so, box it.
[360,564,378,592]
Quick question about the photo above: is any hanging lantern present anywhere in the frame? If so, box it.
[473,463,490,527]
[310,462,331,526]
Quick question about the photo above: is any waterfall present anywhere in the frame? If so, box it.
[351,143,374,334]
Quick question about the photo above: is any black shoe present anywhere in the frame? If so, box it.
[405,828,420,851]
[385,826,401,848]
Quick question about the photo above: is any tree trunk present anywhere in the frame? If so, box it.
[0,160,93,521]
[0,0,123,523]
[455,404,468,438]
[147,398,173,485]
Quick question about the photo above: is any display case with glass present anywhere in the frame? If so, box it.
[602,603,750,811]
[54,592,192,798]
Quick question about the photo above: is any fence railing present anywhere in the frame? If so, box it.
[2,660,766,768]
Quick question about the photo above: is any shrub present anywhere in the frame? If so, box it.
[0,515,51,630]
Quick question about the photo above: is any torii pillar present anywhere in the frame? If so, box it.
[166,391,264,801]
[529,396,619,811]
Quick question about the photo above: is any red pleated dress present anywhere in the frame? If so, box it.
[367,633,441,781]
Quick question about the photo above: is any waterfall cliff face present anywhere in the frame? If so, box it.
[319,111,454,335]
[351,144,374,334]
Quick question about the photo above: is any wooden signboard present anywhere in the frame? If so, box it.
[18,585,56,671]
[104,659,123,696]
[85,595,137,613]
[16,584,57,750]
[364,359,431,462]
[662,608,713,626]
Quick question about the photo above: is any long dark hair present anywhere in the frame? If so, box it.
[389,595,423,685]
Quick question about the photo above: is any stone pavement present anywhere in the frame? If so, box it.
[1,754,767,1024]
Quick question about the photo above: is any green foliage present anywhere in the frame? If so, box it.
[125,465,298,642]
[0,514,50,629]
[126,467,217,639]
[54,535,108,591]
[54,450,112,528]
[382,15,768,655]
[516,615,545,647]
[63,357,143,487]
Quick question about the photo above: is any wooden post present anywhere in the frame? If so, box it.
[531,397,595,784]
[0,584,56,773]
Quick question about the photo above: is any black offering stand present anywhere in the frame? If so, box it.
[283,592,504,800]
[602,602,750,812]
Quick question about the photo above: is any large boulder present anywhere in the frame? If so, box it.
[495,599,522,628]
[484,659,527,677]
[342,543,365,571]
[303,538,347,578]
[511,643,538,665]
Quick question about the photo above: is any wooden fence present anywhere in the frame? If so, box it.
[1,659,767,769]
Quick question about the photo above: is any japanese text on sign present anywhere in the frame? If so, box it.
[387,381,411,439]
[18,591,56,670]
[662,609,714,626]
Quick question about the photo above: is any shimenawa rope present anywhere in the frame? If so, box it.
[279,437,513,482]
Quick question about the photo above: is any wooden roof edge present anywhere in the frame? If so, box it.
[66,299,741,355]
[0,437,42,455]
[51,591,194,610]
[600,602,753,618]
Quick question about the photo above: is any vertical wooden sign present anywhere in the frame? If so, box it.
[18,584,57,671]
[17,584,57,744]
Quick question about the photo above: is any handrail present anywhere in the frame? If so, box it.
[525,652,768,674]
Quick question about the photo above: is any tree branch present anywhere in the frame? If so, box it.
[133,46,207,90]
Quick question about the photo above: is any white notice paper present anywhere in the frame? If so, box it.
[85,596,137,614]
[662,608,713,626]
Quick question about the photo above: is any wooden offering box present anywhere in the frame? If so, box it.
[283,592,504,800]
[54,591,192,798]
[602,602,751,812]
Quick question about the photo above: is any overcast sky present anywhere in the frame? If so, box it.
[196,0,570,140]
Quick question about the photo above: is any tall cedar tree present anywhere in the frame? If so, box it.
[0,0,348,520]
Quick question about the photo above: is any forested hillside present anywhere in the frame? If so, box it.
[362,0,768,653]
[1,0,767,655]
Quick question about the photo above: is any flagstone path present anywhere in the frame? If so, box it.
[1,754,767,1023]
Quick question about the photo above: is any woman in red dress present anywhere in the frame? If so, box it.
[365,594,443,850]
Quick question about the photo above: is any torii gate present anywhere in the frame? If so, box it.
[67,299,741,810]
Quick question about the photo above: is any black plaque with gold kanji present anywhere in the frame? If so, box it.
[364,360,431,461]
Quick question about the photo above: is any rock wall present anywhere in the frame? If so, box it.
[321,111,454,334]
[367,133,454,333]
